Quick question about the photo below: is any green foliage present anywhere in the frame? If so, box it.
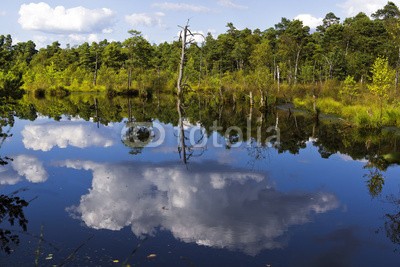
[368,56,395,120]
[340,75,359,102]
[316,97,343,114]
[368,57,395,99]
[0,70,24,98]
[0,2,398,95]
[293,97,313,110]
[247,67,273,90]
[1,2,400,129]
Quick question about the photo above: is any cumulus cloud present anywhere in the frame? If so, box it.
[12,155,48,183]
[68,33,100,44]
[0,155,48,184]
[32,34,103,48]
[337,153,368,163]
[0,168,22,185]
[338,0,388,16]
[217,0,248,9]
[32,35,51,48]
[125,12,165,27]
[62,160,339,255]
[22,122,116,151]
[294,14,323,29]
[175,30,206,44]
[18,2,115,34]
[152,2,211,12]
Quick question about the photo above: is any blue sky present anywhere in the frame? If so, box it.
[0,0,397,47]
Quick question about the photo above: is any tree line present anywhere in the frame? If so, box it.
[1,2,400,101]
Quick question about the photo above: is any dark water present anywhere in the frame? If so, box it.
[1,93,400,266]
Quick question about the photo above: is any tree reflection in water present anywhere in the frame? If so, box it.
[0,94,30,254]
[364,168,385,198]
[383,194,400,250]
[0,190,29,254]
[362,159,400,250]
[385,211,400,247]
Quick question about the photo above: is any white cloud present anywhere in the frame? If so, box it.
[337,153,368,163]
[0,167,22,185]
[152,2,211,12]
[125,12,165,27]
[0,11,6,16]
[22,122,116,151]
[12,38,22,46]
[0,155,48,184]
[32,34,102,48]
[191,31,206,43]
[102,28,113,34]
[18,2,115,34]
[12,155,48,183]
[32,35,50,48]
[68,33,100,44]
[338,0,389,16]
[176,30,206,44]
[294,14,323,29]
[217,0,248,9]
[62,160,339,255]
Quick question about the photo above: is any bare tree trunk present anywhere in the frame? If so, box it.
[312,60,316,83]
[93,52,98,86]
[177,25,188,96]
[128,98,133,122]
[313,94,317,113]
[157,67,161,109]
[128,68,132,90]
[177,95,187,164]
[323,55,333,81]
[277,65,280,94]
[176,21,193,164]
[294,48,301,84]
[198,42,203,88]
[319,66,323,86]
[396,46,400,94]
[259,88,265,107]
[94,98,99,128]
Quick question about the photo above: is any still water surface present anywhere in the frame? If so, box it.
[1,94,400,266]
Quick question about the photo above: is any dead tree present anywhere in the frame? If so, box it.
[177,20,204,95]
[176,21,205,163]
[177,23,189,96]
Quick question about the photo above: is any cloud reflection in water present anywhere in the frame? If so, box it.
[61,160,339,255]
[0,155,48,184]
[22,122,116,151]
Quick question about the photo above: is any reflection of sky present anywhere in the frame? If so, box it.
[61,160,339,255]
[22,122,116,151]
[0,155,48,184]
[3,116,400,265]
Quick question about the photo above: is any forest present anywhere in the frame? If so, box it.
[2,2,400,128]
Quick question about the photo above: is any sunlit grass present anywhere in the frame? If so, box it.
[293,90,400,129]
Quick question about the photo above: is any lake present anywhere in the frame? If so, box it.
[1,93,400,266]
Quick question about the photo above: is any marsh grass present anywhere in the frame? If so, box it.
[292,86,400,129]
